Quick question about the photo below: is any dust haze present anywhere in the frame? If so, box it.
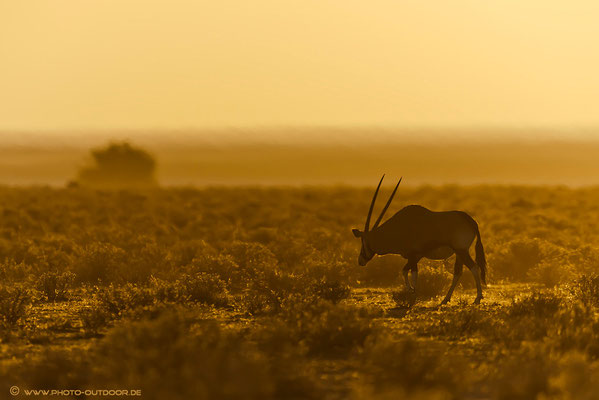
[2,129,599,186]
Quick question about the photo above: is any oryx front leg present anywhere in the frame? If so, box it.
[457,250,483,304]
[401,259,419,292]
[402,261,413,291]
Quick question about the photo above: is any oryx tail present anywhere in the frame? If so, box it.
[474,221,487,285]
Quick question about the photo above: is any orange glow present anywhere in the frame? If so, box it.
[1,1,599,132]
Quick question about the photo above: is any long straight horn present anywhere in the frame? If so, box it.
[365,175,385,232]
[373,177,402,229]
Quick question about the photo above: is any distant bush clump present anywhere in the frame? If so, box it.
[76,142,157,188]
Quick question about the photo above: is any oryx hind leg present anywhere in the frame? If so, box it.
[441,256,463,305]
[455,250,483,304]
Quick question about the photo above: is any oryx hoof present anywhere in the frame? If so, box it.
[473,297,482,305]
[440,298,450,306]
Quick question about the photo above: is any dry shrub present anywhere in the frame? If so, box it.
[302,258,355,286]
[547,302,599,359]
[391,290,417,308]
[223,241,278,288]
[434,307,492,339]
[0,260,29,282]
[92,310,272,400]
[124,241,172,282]
[168,240,217,268]
[506,291,562,319]
[186,254,240,289]
[309,279,351,304]
[569,274,599,307]
[545,352,599,400]
[492,344,556,400]
[258,298,375,357]
[490,344,599,400]
[0,286,31,325]
[5,310,278,400]
[357,333,465,399]
[488,292,564,345]
[72,242,127,284]
[181,273,229,307]
[492,238,567,282]
[436,292,595,351]
[81,273,231,335]
[242,270,312,315]
[528,260,575,288]
[241,264,350,315]
[37,271,75,301]
[94,284,156,317]
[416,266,452,300]
[80,306,112,336]
[0,348,91,390]
[91,309,320,400]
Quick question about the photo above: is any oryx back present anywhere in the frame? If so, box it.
[372,205,477,259]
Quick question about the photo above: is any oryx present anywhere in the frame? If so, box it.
[352,175,487,304]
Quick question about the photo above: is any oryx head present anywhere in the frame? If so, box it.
[352,175,401,266]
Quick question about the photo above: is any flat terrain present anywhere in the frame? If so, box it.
[0,185,598,399]
[5,137,599,185]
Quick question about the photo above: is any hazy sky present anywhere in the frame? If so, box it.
[2,1,599,132]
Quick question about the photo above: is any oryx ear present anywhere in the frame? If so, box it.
[352,229,362,238]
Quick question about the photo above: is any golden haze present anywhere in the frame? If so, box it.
[1,1,599,130]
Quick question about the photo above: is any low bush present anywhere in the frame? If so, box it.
[391,289,417,308]
[242,270,313,315]
[0,286,31,325]
[416,266,452,300]
[0,260,30,282]
[491,344,557,400]
[181,272,230,307]
[569,274,599,307]
[80,306,112,336]
[433,307,492,339]
[0,348,91,390]
[492,238,566,282]
[309,279,351,304]
[527,260,574,288]
[71,242,127,284]
[261,298,375,357]
[224,241,278,287]
[37,271,75,301]
[547,302,599,359]
[91,309,320,400]
[94,284,156,318]
[186,254,240,289]
[357,334,465,399]
[506,291,562,319]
